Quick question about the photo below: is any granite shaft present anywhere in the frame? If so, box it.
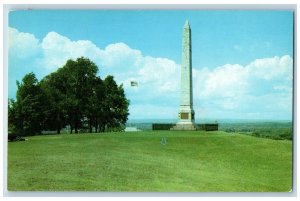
[181,21,193,108]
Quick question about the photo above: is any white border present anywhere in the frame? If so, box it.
[1,1,299,200]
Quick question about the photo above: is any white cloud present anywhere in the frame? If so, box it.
[194,63,248,99]
[247,55,292,81]
[9,27,293,120]
[193,55,293,119]
[101,43,142,68]
[136,57,180,92]
[9,28,180,107]
[39,31,179,98]
[41,31,103,69]
[9,27,40,59]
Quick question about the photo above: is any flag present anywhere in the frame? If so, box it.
[130,81,138,87]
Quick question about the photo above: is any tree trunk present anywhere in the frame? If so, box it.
[74,112,79,134]
[100,124,105,132]
[75,121,78,133]
[57,113,61,134]
[89,118,92,133]
[96,118,100,133]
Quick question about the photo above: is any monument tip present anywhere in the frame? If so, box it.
[184,20,190,28]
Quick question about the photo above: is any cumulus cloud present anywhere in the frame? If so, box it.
[8,27,293,120]
[40,31,181,104]
[194,63,248,99]
[38,31,180,97]
[9,27,40,59]
[247,55,292,81]
[41,31,103,69]
[8,27,180,107]
[193,55,293,119]
[101,43,142,68]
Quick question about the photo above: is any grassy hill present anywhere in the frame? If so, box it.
[7,131,292,192]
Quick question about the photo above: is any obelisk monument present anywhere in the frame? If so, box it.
[172,20,196,131]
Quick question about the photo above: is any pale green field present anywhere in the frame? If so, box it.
[8,131,292,192]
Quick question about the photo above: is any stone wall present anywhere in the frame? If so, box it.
[196,124,219,131]
[153,123,219,131]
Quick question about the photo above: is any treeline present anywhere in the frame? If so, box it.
[8,57,129,136]
[221,122,293,140]
[250,128,292,140]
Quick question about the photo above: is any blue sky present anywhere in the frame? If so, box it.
[8,10,294,120]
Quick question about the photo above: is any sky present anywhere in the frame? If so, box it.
[8,10,294,121]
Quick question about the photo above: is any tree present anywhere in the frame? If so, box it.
[8,99,21,134]
[9,73,46,135]
[86,77,106,133]
[58,57,98,133]
[102,75,129,131]
[40,71,67,134]
[9,57,130,135]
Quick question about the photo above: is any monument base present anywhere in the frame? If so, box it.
[170,122,197,131]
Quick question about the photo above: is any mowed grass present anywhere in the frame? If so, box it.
[8,131,292,192]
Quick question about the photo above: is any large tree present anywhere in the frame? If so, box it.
[8,73,46,135]
[40,71,67,134]
[58,57,98,133]
[102,75,129,131]
[86,76,106,133]
[9,57,130,135]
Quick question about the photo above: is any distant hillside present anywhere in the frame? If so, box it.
[126,120,293,140]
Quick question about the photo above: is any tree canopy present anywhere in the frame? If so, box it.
[9,57,130,135]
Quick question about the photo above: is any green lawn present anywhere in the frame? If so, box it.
[7,131,292,192]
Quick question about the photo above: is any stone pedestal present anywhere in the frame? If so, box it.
[171,123,197,131]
